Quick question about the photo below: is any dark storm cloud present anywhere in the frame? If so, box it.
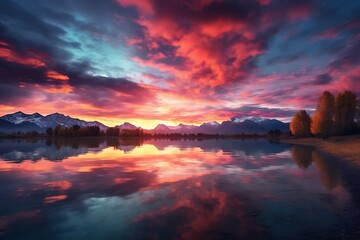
[0,0,360,122]
[266,53,303,65]
[0,0,155,107]
[124,0,319,87]
[0,83,33,105]
[328,38,360,71]
[0,51,152,95]
[224,105,300,119]
[0,1,76,63]
[313,73,333,85]
[0,59,48,84]
[0,0,139,72]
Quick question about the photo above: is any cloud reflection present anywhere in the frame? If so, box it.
[0,139,356,239]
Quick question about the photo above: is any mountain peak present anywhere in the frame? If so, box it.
[1,111,37,124]
[154,124,170,131]
[47,112,65,117]
[0,111,289,134]
[156,123,167,127]
[116,122,137,130]
[203,121,220,126]
[31,112,43,117]
[10,111,30,117]
[14,111,25,115]
[231,116,267,123]
[0,111,108,130]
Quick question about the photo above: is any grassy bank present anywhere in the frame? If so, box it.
[281,135,360,165]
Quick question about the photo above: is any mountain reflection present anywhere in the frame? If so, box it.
[0,138,287,162]
[0,139,357,239]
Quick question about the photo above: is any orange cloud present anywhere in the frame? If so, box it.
[46,70,69,81]
[44,195,67,203]
[36,84,73,94]
[43,180,72,190]
[123,1,267,93]
[0,43,45,67]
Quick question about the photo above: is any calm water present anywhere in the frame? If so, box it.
[0,138,359,240]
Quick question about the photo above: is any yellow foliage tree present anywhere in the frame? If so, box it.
[311,91,335,137]
[290,110,312,137]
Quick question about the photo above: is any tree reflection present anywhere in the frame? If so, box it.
[312,151,340,190]
[291,145,312,169]
[52,137,104,149]
[291,145,340,189]
[0,137,148,162]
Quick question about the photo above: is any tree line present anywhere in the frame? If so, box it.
[290,90,359,138]
[46,125,145,137]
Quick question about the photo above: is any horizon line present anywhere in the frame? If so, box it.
[0,110,291,129]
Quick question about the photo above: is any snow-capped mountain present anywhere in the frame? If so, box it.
[231,116,266,123]
[201,121,220,127]
[149,118,289,134]
[0,111,289,135]
[116,122,138,130]
[0,118,44,133]
[1,112,108,130]
[1,111,44,125]
[171,123,197,131]
[41,113,108,130]
[150,123,197,134]
[152,124,171,133]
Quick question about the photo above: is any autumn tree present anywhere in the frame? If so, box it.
[334,91,357,135]
[290,110,312,137]
[311,91,335,137]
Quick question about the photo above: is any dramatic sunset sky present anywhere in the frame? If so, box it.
[0,0,359,128]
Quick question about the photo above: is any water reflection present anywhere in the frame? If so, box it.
[0,139,358,239]
[291,145,312,169]
[291,145,341,189]
[0,138,289,162]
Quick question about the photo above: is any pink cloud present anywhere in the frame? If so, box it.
[0,42,46,67]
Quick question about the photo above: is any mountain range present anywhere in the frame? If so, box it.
[0,111,289,134]
[0,112,107,133]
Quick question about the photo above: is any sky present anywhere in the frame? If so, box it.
[0,0,359,128]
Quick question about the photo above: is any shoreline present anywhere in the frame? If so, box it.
[281,135,360,165]
[0,134,274,140]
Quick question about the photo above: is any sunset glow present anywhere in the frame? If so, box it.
[0,0,359,127]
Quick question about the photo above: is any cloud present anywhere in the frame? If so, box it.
[313,73,333,85]
[119,0,316,92]
[46,70,69,81]
[225,105,301,120]
[0,0,360,126]
[0,0,157,119]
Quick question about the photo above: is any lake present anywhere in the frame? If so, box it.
[0,138,359,239]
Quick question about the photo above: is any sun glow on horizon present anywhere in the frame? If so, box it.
[0,0,359,128]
